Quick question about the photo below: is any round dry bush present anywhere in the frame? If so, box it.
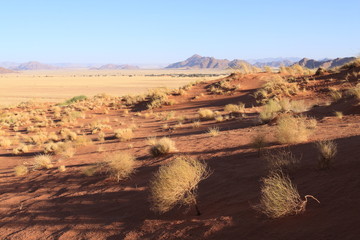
[149,155,210,214]
[315,140,337,169]
[14,165,28,176]
[104,152,137,182]
[256,170,319,218]
[198,108,215,120]
[114,128,134,141]
[33,154,53,170]
[276,115,313,144]
[149,137,177,157]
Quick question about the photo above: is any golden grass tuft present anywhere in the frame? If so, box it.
[198,108,215,120]
[250,133,267,156]
[276,115,314,144]
[256,170,319,218]
[263,149,299,170]
[103,152,137,182]
[33,154,53,170]
[149,137,177,157]
[149,155,210,214]
[315,140,337,169]
[207,127,220,137]
[114,128,134,141]
[14,165,28,176]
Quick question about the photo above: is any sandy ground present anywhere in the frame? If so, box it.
[0,70,360,239]
[0,69,228,105]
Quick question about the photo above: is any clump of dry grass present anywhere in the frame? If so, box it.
[334,111,343,119]
[60,128,78,141]
[192,120,201,128]
[58,165,66,172]
[114,128,134,141]
[13,144,29,155]
[250,133,267,156]
[224,103,245,113]
[56,142,76,158]
[33,154,53,170]
[198,108,215,120]
[259,99,282,122]
[276,115,314,144]
[254,76,299,104]
[207,127,220,137]
[149,155,210,215]
[14,165,28,176]
[315,140,337,169]
[263,149,299,170]
[149,137,177,157]
[103,152,137,182]
[256,170,319,218]
[0,137,12,148]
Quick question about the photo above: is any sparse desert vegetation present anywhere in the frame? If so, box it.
[1,58,360,239]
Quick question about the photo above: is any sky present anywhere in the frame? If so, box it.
[1,0,359,64]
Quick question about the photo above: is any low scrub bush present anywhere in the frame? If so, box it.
[250,134,267,156]
[198,108,215,120]
[256,170,319,218]
[149,137,177,157]
[276,115,314,144]
[149,155,210,215]
[263,149,299,170]
[33,154,53,170]
[207,127,220,137]
[14,165,28,176]
[315,140,337,169]
[103,152,137,182]
[61,95,87,105]
[114,128,134,141]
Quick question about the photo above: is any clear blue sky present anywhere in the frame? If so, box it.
[1,0,359,64]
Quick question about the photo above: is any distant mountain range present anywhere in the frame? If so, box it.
[165,54,255,69]
[93,64,139,70]
[297,57,356,69]
[0,67,15,74]
[0,56,356,71]
[166,55,357,69]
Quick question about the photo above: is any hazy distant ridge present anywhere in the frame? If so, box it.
[296,57,356,69]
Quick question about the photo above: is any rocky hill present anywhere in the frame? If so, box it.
[297,57,356,69]
[166,54,231,69]
[14,61,56,70]
[0,67,15,73]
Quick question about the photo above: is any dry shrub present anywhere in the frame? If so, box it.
[250,134,267,156]
[0,137,12,148]
[103,152,137,182]
[14,165,28,176]
[13,144,29,155]
[259,99,282,122]
[192,120,201,128]
[276,115,314,144]
[335,111,343,119]
[315,140,337,169]
[58,165,66,172]
[149,137,177,157]
[330,90,343,102]
[33,154,53,170]
[56,142,76,158]
[263,149,299,170]
[149,155,210,215]
[75,135,93,146]
[224,103,245,113]
[207,127,220,137]
[114,128,134,141]
[254,76,299,104]
[60,128,78,141]
[198,108,215,120]
[256,170,319,218]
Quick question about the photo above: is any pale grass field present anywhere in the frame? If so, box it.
[0,69,229,106]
